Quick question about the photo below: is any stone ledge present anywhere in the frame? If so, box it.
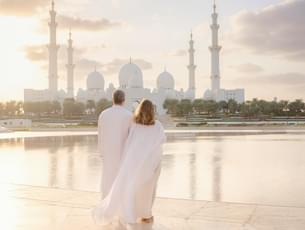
[1,183,305,230]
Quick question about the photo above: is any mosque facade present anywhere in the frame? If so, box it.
[24,1,245,115]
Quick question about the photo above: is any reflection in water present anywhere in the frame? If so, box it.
[212,137,223,202]
[1,133,305,207]
[189,142,197,200]
[67,151,74,188]
[23,136,99,190]
[49,151,57,187]
[0,138,23,147]
[66,136,76,188]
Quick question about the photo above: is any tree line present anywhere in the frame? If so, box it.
[163,98,305,118]
[1,98,304,119]
[0,99,112,118]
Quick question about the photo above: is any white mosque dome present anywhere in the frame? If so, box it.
[87,70,104,90]
[203,89,212,99]
[185,89,195,100]
[119,62,143,88]
[157,71,175,90]
[128,71,143,88]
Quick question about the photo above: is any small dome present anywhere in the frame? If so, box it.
[119,62,143,88]
[203,89,212,99]
[185,89,195,100]
[87,70,104,90]
[157,71,175,90]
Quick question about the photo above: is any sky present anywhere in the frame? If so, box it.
[0,0,304,101]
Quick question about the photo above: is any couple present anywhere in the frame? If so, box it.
[93,90,166,226]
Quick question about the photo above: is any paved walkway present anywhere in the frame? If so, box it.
[1,184,305,230]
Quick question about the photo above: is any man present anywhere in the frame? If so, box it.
[98,90,132,198]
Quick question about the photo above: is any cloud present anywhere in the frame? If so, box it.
[229,0,305,61]
[236,72,305,99]
[0,0,49,16]
[101,58,152,75]
[76,58,102,70]
[23,44,85,62]
[56,15,122,31]
[262,73,305,86]
[238,72,305,86]
[23,45,47,61]
[23,44,90,81]
[72,58,103,81]
[230,63,264,74]
[168,49,187,57]
[111,0,120,9]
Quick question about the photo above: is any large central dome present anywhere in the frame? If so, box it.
[119,62,143,88]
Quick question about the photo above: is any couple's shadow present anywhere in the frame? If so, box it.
[100,222,169,230]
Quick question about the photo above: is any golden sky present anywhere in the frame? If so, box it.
[0,0,304,101]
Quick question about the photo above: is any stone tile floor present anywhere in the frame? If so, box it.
[1,184,305,230]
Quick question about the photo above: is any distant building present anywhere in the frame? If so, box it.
[0,119,32,129]
[76,61,186,114]
[203,2,245,103]
[24,2,196,114]
[0,126,9,133]
[24,1,245,115]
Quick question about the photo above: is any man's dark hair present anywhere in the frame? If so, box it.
[113,90,125,105]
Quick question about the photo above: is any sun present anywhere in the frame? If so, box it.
[0,16,46,101]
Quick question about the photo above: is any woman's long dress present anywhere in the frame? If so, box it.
[93,120,166,224]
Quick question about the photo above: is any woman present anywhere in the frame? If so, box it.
[93,99,166,225]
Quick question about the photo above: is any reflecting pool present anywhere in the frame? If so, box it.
[0,132,305,207]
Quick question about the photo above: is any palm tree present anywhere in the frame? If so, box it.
[96,99,112,116]
[0,102,4,117]
[63,98,76,117]
[75,102,86,115]
[217,100,228,113]
[193,99,205,114]
[228,99,238,115]
[240,101,251,118]
[279,100,289,116]
[52,101,62,115]
[204,100,218,116]
[163,99,179,115]
[288,99,305,116]
[5,101,21,116]
[86,100,96,114]
[180,99,193,116]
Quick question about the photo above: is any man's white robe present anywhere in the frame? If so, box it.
[98,105,132,198]
[93,120,166,224]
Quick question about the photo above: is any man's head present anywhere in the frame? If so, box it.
[113,90,125,105]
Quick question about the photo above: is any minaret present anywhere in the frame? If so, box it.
[48,0,59,94]
[209,0,221,93]
[187,32,196,99]
[66,30,75,98]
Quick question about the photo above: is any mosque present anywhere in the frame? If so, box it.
[24,1,244,115]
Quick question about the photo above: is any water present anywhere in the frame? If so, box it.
[0,132,305,207]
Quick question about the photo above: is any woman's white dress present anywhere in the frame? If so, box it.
[93,120,166,224]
